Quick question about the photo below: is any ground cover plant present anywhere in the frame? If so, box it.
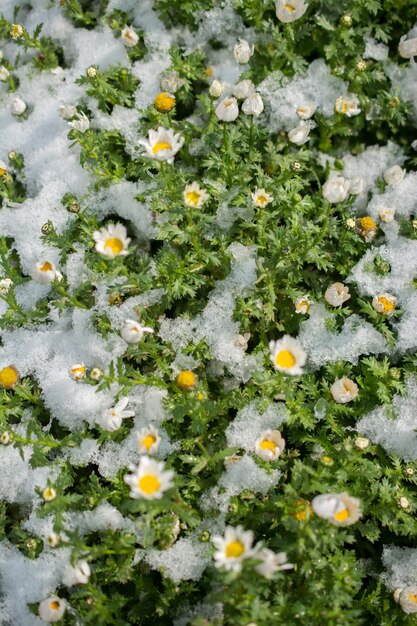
[1,0,417,624]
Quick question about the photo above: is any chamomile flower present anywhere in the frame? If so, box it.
[330,378,359,403]
[139,126,184,164]
[335,95,361,117]
[296,101,316,120]
[397,587,417,614]
[233,79,255,100]
[356,216,377,242]
[137,425,161,455]
[176,370,198,390]
[378,207,396,223]
[183,182,209,208]
[154,92,176,113]
[124,456,174,499]
[160,71,184,93]
[69,363,87,380]
[62,560,91,586]
[233,39,254,64]
[31,261,59,284]
[288,123,310,145]
[98,397,135,432]
[254,549,294,578]
[68,111,90,133]
[322,175,350,203]
[0,365,19,389]
[242,92,264,117]
[121,25,139,47]
[93,222,131,258]
[312,492,361,526]
[255,430,285,461]
[38,596,67,622]
[212,525,257,572]
[295,295,311,314]
[10,24,24,39]
[324,282,350,307]
[276,0,308,23]
[42,487,57,502]
[251,188,273,208]
[372,293,397,315]
[209,80,228,98]
[121,319,154,344]
[215,97,239,122]
[383,164,405,185]
[269,335,307,375]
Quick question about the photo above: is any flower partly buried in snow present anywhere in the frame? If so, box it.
[176,370,198,390]
[398,36,417,59]
[348,176,365,195]
[255,430,285,461]
[209,80,228,98]
[86,66,97,78]
[121,25,139,47]
[233,79,255,100]
[355,216,377,242]
[98,397,135,432]
[233,39,254,64]
[312,492,361,526]
[252,188,273,208]
[121,319,154,344]
[324,282,350,307]
[215,97,239,122]
[330,378,359,404]
[31,261,59,284]
[90,367,103,381]
[0,65,10,81]
[295,295,311,314]
[383,164,405,185]
[296,101,316,120]
[0,160,8,176]
[139,126,184,164]
[255,549,294,578]
[10,97,26,115]
[38,596,67,623]
[0,365,19,389]
[335,95,361,117]
[69,363,87,381]
[276,0,308,23]
[242,92,264,117]
[322,176,350,203]
[183,182,209,208]
[288,123,310,145]
[397,586,417,614]
[269,335,307,375]
[124,456,174,499]
[137,425,161,455]
[68,111,90,133]
[378,207,396,223]
[42,487,57,502]
[212,525,257,572]
[372,293,397,316]
[154,92,176,113]
[93,223,131,258]
[62,560,91,586]
[0,278,12,294]
[58,103,77,120]
[10,24,24,39]
[160,71,184,94]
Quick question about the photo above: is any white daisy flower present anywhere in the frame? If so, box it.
[354,436,370,450]
[0,278,13,294]
[124,456,174,499]
[121,25,139,47]
[0,65,10,81]
[233,39,254,64]
[215,97,239,122]
[397,586,417,613]
[209,79,228,98]
[295,295,311,314]
[312,492,361,526]
[288,123,310,145]
[183,182,209,208]
[138,126,184,164]
[212,525,257,572]
[335,95,361,117]
[233,79,255,100]
[276,0,308,23]
[137,425,161,455]
[251,188,273,208]
[38,596,67,622]
[372,293,397,316]
[254,549,294,578]
[121,319,154,344]
[330,378,359,404]
[58,104,77,120]
[378,207,396,223]
[398,36,417,59]
[324,282,350,307]
[383,164,405,185]
[269,335,307,375]
[10,97,26,115]
[160,71,184,94]
[322,175,350,203]
[62,560,91,586]
[98,397,135,432]
[93,222,131,258]
[31,261,59,284]
[255,429,285,461]
[69,363,87,381]
[68,111,90,133]
[242,92,264,117]
[296,101,316,120]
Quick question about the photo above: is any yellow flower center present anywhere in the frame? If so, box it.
[152,141,172,154]
[205,66,213,77]
[49,601,60,610]
[275,350,296,369]
[334,507,350,522]
[0,167,6,176]
[337,100,349,114]
[259,439,277,452]
[378,297,395,313]
[71,366,85,375]
[292,498,312,521]
[296,298,309,312]
[284,4,296,10]
[256,195,268,205]
[154,93,176,113]
[104,238,123,254]
[176,370,197,390]
[185,191,201,206]
[225,540,245,558]
[224,100,233,107]
[138,474,160,495]
[40,261,53,272]
[407,594,417,603]
[358,216,376,231]
[43,487,56,501]
[0,366,19,389]
[141,434,156,449]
